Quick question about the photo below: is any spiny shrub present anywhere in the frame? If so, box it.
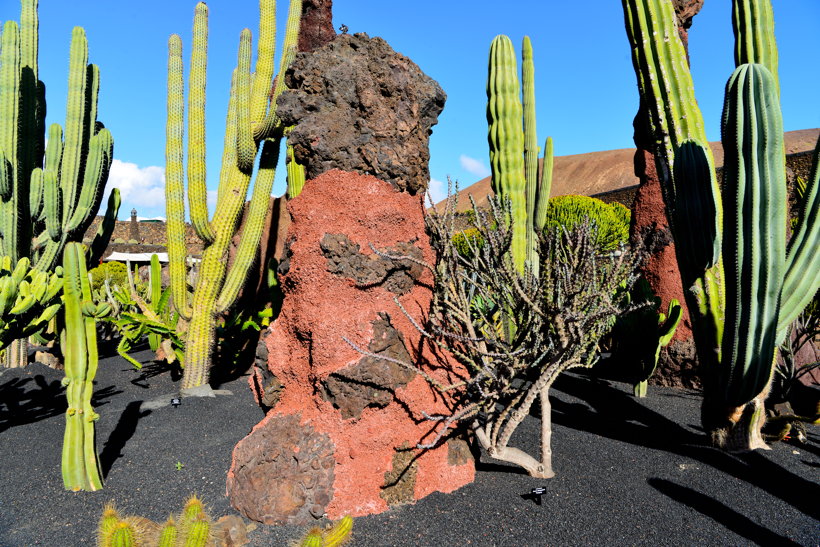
[544,195,630,250]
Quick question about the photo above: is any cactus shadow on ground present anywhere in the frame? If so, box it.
[549,373,819,521]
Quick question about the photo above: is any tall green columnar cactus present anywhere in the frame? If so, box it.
[622,0,820,450]
[0,0,120,367]
[62,242,111,491]
[166,0,301,391]
[486,35,553,276]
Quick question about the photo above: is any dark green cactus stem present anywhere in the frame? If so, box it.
[148,253,162,352]
[166,0,301,390]
[61,242,104,491]
[778,135,820,341]
[634,299,682,397]
[732,0,779,95]
[720,63,786,408]
[624,0,820,451]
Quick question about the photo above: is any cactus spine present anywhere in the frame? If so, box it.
[486,35,553,276]
[166,0,301,390]
[1,0,120,367]
[62,242,109,491]
[622,0,820,450]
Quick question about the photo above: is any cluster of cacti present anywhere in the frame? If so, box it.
[62,242,111,491]
[486,35,553,276]
[0,256,63,350]
[97,497,353,547]
[1,0,121,367]
[165,0,302,391]
[98,496,213,547]
[543,195,631,251]
[622,0,820,449]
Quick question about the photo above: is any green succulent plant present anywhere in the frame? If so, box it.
[1,0,121,367]
[165,0,302,391]
[622,0,820,450]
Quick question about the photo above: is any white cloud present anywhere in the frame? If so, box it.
[459,154,491,178]
[105,159,165,212]
[426,177,447,207]
[207,190,218,211]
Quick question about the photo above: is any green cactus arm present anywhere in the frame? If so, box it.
[286,140,305,198]
[719,63,786,407]
[521,35,540,273]
[0,150,11,202]
[64,127,113,236]
[20,0,38,77]
[671,140,721,278]
[187,2,215,245]
[216,136,281,313]
[256,0,302,140]
[165,34,193,321]
[251,0,277,138]
[487,34,528,273]
[0,21,23,262]
[216,70,239,208]
[658,299,682,346]
[621,0,714,202]
[59,27,89,227]
[87,188,121,266]
[777,134,820,341]
[29,167,43,218]
[43,168,62,241]
[234,28,256,173]
[732,0,779,94]
[535,136,553,232]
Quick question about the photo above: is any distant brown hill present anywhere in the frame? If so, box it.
[438,128,819,212]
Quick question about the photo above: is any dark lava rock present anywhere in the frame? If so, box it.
[320,313,416,419]
[278,33,446,195]
[320,232,425,295]
[227,414,336,525]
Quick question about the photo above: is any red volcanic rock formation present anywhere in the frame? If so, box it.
[227,170,474,525]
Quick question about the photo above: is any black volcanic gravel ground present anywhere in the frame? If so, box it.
[0,348,817,546]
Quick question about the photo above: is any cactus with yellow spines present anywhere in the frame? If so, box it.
[622,0,820,450]
[62,242,111,491]
[487,35,553,277]
[296,515,354,547]
[166,0,302,390]
[96,496,214,547]
[1,0,120,367]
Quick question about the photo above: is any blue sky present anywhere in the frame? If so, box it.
[1,1,818,219]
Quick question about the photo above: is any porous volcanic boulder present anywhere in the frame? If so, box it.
[227,170,474,524]
[297,0,335,53]
[277,33,446,195]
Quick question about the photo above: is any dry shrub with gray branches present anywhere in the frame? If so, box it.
[350,189,648,478]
